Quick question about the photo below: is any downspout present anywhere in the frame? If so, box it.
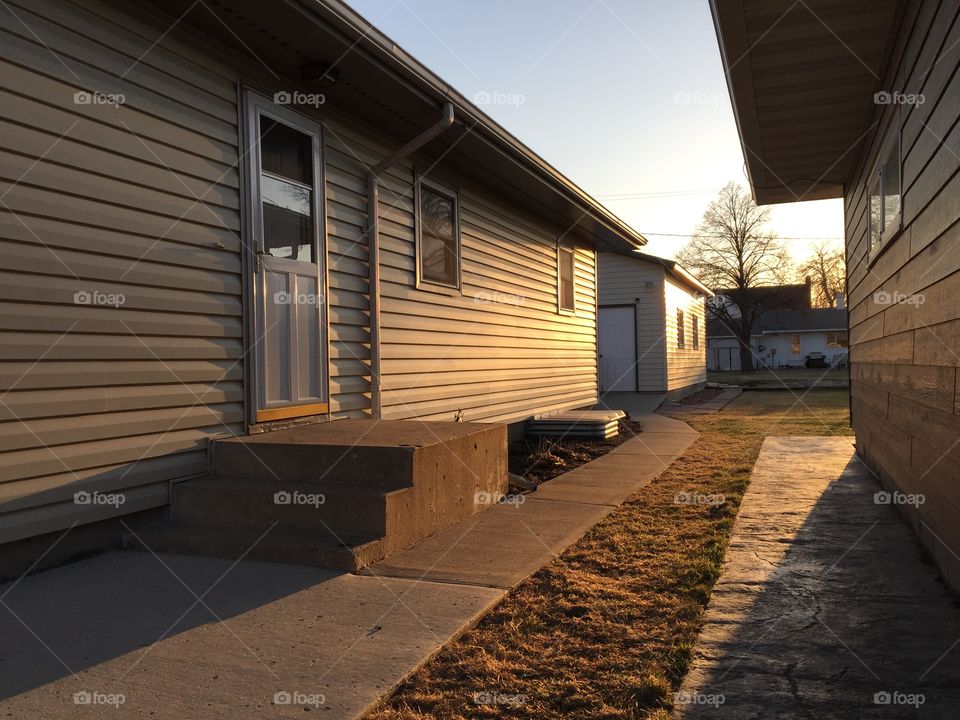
[367,101,455,418]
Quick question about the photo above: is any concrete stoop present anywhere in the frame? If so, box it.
[126,420,508,571]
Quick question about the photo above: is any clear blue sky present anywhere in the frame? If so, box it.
[348,0,844,262]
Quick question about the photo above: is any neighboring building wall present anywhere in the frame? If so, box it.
[844,1,960,589]
[756,331,848,368]
[663,276,707,393]
[597,253,666,392]
[378,174,600,423]
[709,332,848,370]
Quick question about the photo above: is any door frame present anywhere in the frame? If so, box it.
[240,87,331,426]
[597,303,639,393]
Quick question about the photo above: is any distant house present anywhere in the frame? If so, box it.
[705,279,815,371]
[598,252,713,399]
[0,0,646,557]
[707,308,849,371]
[712,1,960,589]
[709,280,812,320]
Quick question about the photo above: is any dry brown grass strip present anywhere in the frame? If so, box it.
[365,390,851,719]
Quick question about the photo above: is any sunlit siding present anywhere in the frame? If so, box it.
[378,172,599,424]
[597,253,667,392]
[0,0,611,544]
[844,0,960,589]
[663,276,707,392]
[320,127,381,418]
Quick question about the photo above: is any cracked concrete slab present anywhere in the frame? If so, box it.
[677,436,960,719]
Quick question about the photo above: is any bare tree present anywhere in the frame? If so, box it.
[678,182,793,372]
[797,241,846,308]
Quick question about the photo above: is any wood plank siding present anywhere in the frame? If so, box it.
[0,0,606,541]
[844,0,960,588]
[597,253,667,392]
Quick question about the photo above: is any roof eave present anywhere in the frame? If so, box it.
[709,0,898,206]
[296,0,648,250]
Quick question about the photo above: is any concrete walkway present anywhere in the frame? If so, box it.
[0,413,697,719]
[661,388,742,415]
[678,436,960,719]
[365,413,697,588]
[596,390,666,416]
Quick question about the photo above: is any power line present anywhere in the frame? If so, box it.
[596,188,721,200]
[637,231,844,241]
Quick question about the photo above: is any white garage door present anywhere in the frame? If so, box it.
[598,306,637,392]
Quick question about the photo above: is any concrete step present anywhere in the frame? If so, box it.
[125,522,388,572]
[149,420,510,572]
[210,419,502,488]
[212,436,413,486]
[171,475,405,537]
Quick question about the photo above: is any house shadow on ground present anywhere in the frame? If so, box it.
[0,551,338,700]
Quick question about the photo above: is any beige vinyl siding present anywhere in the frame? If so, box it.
[322,132,379,417]
[0,0,385,542]
[597,253,667,392]
[663,277,707,392]
[0,0,244,542]
[377,169,599,424]
[0,0,613,543]
[844,0,960,587]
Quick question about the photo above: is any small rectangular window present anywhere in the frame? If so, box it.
[869,128,901,256]
[692,315,699,349]
[827,332,849,348]
[677,309,685,348]
[416,178,460,289]
[558,245,575,312]
[791,335,801,354]
[868,176,882,250]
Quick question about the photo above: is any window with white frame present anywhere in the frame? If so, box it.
[416,177,460,289]
[557,244,575,312]
[827,331,849,348]
[868,128,901,257]
[677,309,685,348]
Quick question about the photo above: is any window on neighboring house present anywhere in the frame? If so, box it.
[677,309,685,348]
[692,315,699,349]
[791,335,801,354]
[827,332,849,348]
[416,178,460,289]
[557,244,575,312]
[868,127,901,257]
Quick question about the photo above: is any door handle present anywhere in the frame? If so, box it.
[254,247,269,272]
